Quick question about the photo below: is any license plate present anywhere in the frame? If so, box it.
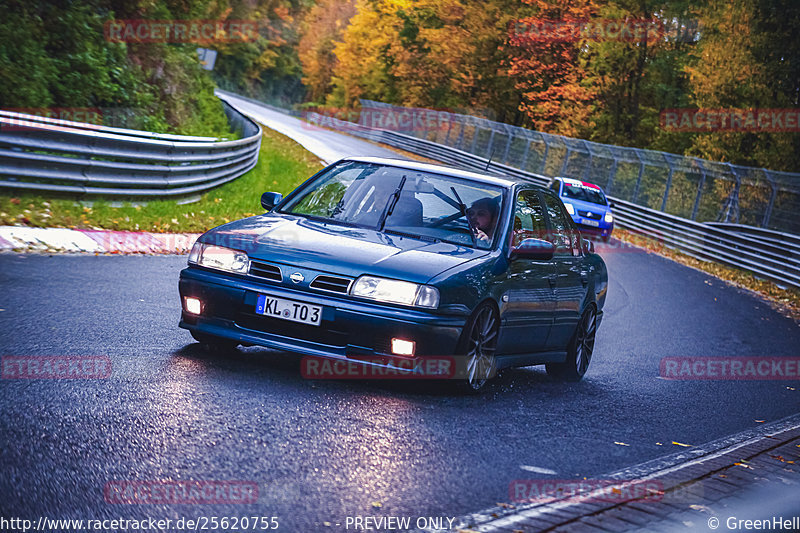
[582,219,600,227]
[256,294,322,326]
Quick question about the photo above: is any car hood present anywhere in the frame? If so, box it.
[562,197,610,215]
[199,214,489,284]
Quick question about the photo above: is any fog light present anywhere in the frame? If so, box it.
[184,297,202,315]
[391,338,415,356]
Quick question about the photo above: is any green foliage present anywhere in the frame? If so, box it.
[0,0,230,137]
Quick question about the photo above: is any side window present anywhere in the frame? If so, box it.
[542,194,580,256]
[511,190,547,247]
[550,180,561,195]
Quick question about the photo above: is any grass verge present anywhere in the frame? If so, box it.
[0,127,323,233]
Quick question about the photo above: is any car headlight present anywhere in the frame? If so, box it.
[351,276,440,309]
[604,212,614,223]
[563,202,575,215]
[188,242,250,274]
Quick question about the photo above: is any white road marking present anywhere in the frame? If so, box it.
[519,465,557,475]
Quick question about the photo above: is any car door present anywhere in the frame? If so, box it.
[496,189,556,354]
[541,192,585,349]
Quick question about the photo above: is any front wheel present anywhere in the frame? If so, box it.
[457,303,500,392]
[547,306,597,382]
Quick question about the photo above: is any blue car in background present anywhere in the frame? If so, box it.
[179,158,608,392]
[549,177,614,242]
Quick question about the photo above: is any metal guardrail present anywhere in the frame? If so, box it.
[301,110,800,290]
[358,99,800,236]
[0,100,261,197]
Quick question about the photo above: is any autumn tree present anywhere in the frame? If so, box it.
[507,0,599,137]
[684,0,800,171]
[581,0,699,148]
[298,0,357,104]
[213,0,309,105]
[327,0,523,120]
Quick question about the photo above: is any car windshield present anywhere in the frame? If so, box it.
[280,161,505,249]
[561,182,608,206]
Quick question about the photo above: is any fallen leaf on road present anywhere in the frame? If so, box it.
[614,441,630,446]
[672,441,692,447]
[371,502,382,509]
[734,462,753,469]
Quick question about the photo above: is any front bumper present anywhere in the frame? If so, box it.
[178,267,467,364]
[574,221,613,238]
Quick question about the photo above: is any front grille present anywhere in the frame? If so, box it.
[579,210,599,219]
[249,261,282,282]
[310,275,352,294]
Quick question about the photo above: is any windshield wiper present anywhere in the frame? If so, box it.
[384,228,440,243]
[449,187,478,248]
[377,175,407,231]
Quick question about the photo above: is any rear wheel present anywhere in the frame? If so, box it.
[546,306,597,381]
[190,331,239,352]
[458,303,500,392]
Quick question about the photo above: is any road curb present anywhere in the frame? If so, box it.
[445,413,800,532]
[0,225,200,254]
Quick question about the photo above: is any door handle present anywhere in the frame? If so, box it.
[580,271,589,286]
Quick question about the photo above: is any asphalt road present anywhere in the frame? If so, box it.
[1,250,799,531]
[216,91,404,164]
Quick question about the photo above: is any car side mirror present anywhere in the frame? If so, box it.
[608,201,616,209]
[510,238,555,261]
[582,237,595,254]
[261,192,283,211]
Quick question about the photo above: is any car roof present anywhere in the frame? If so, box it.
[343,156,520,188]
[554,176,605,191]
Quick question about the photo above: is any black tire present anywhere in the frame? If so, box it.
[190,331,239,352]
[546,306,597,382]
[457,303,500,392]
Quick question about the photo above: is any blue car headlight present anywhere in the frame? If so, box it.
[351,275,440,309]
[604,212,613,223]
[563,202,575,215]
[188,242,250,274]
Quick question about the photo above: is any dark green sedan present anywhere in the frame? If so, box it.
[179,157,608,391]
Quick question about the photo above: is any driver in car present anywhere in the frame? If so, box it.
[467,197,499,244]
